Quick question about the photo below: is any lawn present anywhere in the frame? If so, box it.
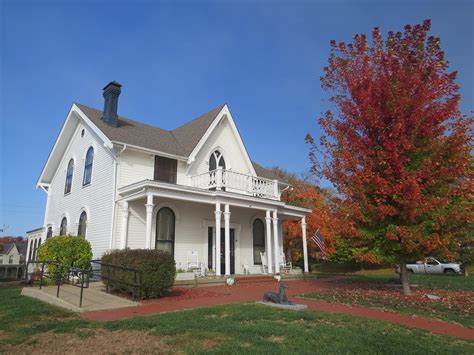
[307,268,474,328]
[315,268,474,291]
[347,269,473,291]
[1,287,473,354]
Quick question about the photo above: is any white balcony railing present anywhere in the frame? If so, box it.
[190,168,280,200]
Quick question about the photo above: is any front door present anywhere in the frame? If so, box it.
[208,227,235,274]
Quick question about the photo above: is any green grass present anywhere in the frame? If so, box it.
[315,268,474,291]
[301,290,473,329]
[310,268,473,327]
[1,287,473,354]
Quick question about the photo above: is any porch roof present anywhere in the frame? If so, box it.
[117,179,311,218]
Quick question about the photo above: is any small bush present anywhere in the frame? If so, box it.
[101,249,176,299]
[37,235,92,281]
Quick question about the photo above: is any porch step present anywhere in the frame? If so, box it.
[235,275,277,285]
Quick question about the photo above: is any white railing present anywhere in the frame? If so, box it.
[190,168,280,200]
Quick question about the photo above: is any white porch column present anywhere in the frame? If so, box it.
[265,210,273,274]
[224,204,231,276]
[120,201,129,249]
[272,210,280,274]
[215,203,222,276]
[302,217,309,273]
[145,194,154,249]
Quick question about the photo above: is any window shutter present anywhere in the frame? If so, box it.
[154,156,177,184]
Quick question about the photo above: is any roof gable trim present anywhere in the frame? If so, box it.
[36,104,114,188]
[186,105,257,175]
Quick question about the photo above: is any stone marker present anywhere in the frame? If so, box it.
[256,301,308,311]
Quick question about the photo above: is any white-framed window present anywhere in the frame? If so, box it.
[155,207,175,255]
[78,211,87,238]
[83,147,94,186]
[253,218,265,265]
[60,217,68,235]
[64,159,74,194]
[209,150,226,171]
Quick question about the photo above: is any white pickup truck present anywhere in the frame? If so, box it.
[404,257,464,274]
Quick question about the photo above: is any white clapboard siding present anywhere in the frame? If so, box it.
[44,123,115,259]
[187,118,254,178]
[118,150,189,188]
[122,198,269,274]
[118,149,154,188]
[176,161,188,185]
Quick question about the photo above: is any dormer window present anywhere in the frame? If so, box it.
[64,159,74,194]
[209,150,226,171]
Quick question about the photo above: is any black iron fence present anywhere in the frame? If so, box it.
[24,260,90,307]
[90,260,142,299]
[24,259,144,307]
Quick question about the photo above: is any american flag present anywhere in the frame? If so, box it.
[310,228,327,258]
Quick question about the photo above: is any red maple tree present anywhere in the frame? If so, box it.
[307,20,473,294]
[271,169,337,264]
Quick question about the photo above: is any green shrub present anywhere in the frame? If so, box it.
[37,235,93,281]
[101,249,176,299]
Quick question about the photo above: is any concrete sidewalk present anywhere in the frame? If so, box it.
[21,282,138,312]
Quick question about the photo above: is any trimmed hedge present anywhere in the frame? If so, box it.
[101,249,176,299]
[37,235,92,280]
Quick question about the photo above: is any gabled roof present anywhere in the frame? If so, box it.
[1,243,27,257]
[76,103,279,180]
[171,104,226,156]
[76,103,225,158]
[251,161,280,181]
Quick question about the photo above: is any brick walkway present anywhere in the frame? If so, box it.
[81,279,474,340]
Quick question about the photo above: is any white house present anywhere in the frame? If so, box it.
[0,242,27,279]
[28,81,311,276]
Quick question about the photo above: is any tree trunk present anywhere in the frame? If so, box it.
[399,257,411,295]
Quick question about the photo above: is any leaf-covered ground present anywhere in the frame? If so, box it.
[302,277,474,328]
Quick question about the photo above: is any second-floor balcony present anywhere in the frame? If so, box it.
[190,168,282,200]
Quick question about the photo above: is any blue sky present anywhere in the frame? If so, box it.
[1,0,472,236]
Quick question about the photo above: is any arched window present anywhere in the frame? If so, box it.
[83,147,94,186]
[28,239,34,261]
[155,207,175,256]
[78,211,87,238]
[64,159,74,194]
[209,150,226,171]
[60,217,68,235]
[32,239,38,260]
[253,219,265,265]
[46,226,53,239]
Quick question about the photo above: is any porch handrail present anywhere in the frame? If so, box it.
[190,168,279,199]
[23,260,90,307]
[90,260,143,299]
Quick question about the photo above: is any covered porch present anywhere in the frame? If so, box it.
[114,180,311,276]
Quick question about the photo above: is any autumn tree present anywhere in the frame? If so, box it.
[270,167,337,264]
[307,20,473,295]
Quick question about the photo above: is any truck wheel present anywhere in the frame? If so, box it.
[444,269,455,274]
